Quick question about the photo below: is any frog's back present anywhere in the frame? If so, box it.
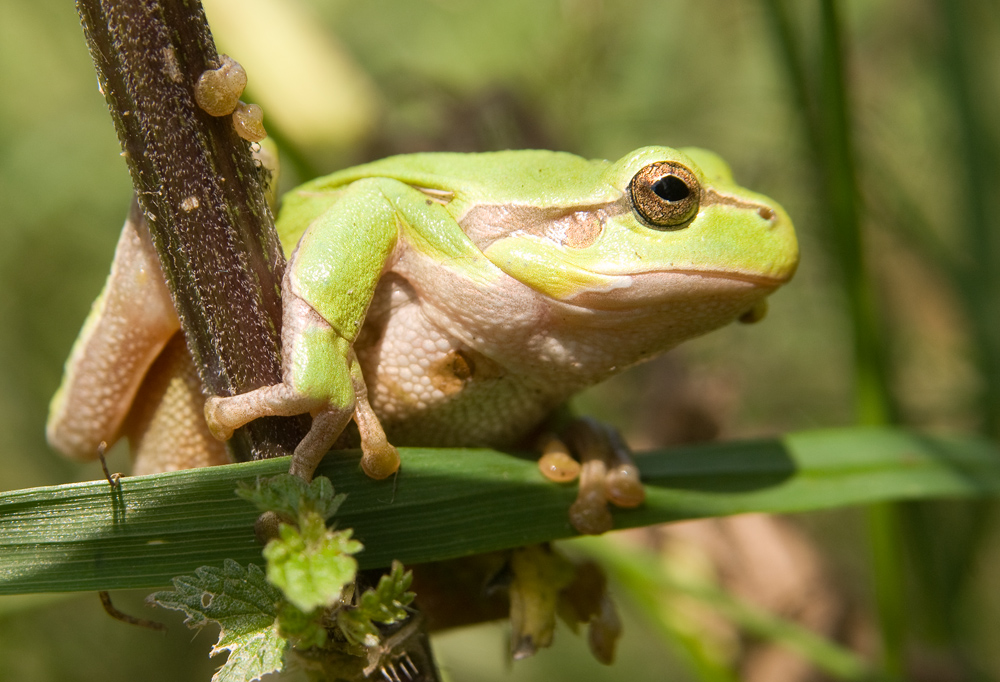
[276,150,612,254]
[313,150,607,198]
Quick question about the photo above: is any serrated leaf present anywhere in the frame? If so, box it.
[263,512,362,612]
[149,559,288,682]
[358,560,415,625]
[212,624,288,682]
[336,607,381,648]
[236,474,346,521]
[336,561,415,648]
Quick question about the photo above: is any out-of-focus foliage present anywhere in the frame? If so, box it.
[2,0,999,680]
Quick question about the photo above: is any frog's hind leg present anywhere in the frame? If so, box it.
[204,286,351,478]
[349,355,400,480]
[47,200,181,461]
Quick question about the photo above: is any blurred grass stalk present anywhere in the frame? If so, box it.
[760,0,904,678]
[937,3,1000,438]
[573,537,877,682]
[763,0,1000,677]
[899,0,999,671]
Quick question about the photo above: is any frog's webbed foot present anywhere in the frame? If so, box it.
[508,545,575,659]
[537,418,645,535]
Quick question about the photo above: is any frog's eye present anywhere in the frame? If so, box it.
[629,161,701,230]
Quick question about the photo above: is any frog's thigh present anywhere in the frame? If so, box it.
[47,201,180,460]
[126,333,230,474]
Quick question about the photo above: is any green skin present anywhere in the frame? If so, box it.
[204,146,798,488]
[48,145,797,532]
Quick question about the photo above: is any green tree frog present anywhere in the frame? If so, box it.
[47,146,797,533]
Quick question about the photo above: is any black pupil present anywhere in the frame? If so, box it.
[652,175,690,202]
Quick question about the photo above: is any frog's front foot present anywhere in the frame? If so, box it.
[537,418,645,535]
[204,383,342,480]
[203,369,400,483]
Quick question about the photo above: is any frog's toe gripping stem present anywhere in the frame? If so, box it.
[204,385,357,482]
[538,418,645,535]
[203,397,234,441]
[202,353,400,483]
[287,406,353,480]
[352,370,400,480]
[204,384,319,442]
[285,351,400,482]
[204,381,342,481]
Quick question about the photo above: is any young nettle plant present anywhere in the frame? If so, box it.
[151,475,417,682]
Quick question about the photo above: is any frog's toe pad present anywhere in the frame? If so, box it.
[557,418,646,534]
[569,495,614,535]
[511,635,538,661]
[203,397,233,441]
[537,449,581,483]
[605,463,645,508]
[361,442,400,480]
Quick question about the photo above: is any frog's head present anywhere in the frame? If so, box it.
[481,145,798,343]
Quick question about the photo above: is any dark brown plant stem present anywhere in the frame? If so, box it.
[75,0,308,461]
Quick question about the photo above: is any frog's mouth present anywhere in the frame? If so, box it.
[667,268,794,287]
[562,267,789,311]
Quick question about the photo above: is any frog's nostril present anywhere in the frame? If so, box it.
[758,206,775,221]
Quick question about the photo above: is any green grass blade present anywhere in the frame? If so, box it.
[2,427,999,596]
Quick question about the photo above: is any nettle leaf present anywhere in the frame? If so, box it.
[360,560,415,625]
[236,474,346,521]
[263,511,363,612]
[336,561,416,648]
[149,560,288,682]
[336,607,381,648]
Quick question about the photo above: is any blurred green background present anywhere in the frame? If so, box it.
[1,0,999,680]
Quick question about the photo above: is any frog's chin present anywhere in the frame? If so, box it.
[563,269,785,311]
